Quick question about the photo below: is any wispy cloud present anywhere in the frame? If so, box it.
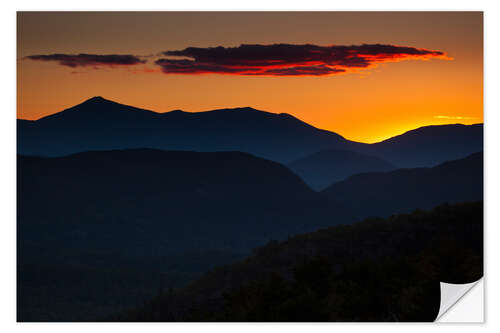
[25,53,146,68]
[155,43,451,76]
[434,115,477,120]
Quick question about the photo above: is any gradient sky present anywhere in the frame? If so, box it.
[17,12,483,143]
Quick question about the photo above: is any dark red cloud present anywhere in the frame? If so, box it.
[26,53,146,68]
[263,65,345,76]
[156,43,450,76]
[154,59,256,74]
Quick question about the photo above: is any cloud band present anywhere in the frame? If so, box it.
[155,43,450,76]
[26,43,450,77]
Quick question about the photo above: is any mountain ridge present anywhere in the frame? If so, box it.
[322,151,483,219]
[18,96,481,142]
[372,123,483,145]
[17,96,483,167]
[18,148,348,256]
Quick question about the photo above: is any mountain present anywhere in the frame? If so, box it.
[322,152,483,219]
[17,97,351,163]
[17,150,484,321]
[16,97,484,321]
[112,201,483,322]
[288,149,396,190]
[18,148,352,257]
[17,97,483,167]
[18,148,356,321]
[364,123,483,167]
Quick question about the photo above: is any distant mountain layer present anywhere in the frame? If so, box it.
[288,149,396,190]
[322,151,483,219]
[18,97,483,168]
[362,124,484,168]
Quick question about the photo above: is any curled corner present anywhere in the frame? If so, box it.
[436,279,483,321]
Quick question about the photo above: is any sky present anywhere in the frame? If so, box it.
[17,11,483,143]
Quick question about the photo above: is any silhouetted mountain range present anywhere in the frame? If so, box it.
[18,97,483,169]
[16,96,484,321]
[322,152,483,219]
[288,149,396,190]
[17,97,349,163]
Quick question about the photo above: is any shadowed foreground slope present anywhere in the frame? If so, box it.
[112,201,483,322]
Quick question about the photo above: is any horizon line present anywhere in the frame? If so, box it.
[16,96,483,145]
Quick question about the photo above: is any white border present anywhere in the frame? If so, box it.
[3,1,498,331]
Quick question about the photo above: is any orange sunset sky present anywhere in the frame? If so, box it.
[17,11,483,143]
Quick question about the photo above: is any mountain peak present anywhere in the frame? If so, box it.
[35,96,158,123]
[82,96,111,104]
[239,106,259,111]
[213,106,262,113]
[74,96,118,109]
